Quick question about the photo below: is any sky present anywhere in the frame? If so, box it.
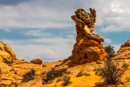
[0,0,130,62]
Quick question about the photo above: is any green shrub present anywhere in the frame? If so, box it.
[122,63,129,69]
[104,45,115,60]
[21,69,35,82]
[42,68,67,84]
[62,73,71,86]
[76,69,90,77]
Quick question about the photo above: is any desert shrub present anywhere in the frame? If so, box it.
[93,67,102,76]
[100,61,123,84]
[42,68,67,84]
[62,73,71,86]
[0,47,2,50]
[21,69,35,82]
[48,81,53,84]
[76,69,90,77]
[41,71,46,75]
[126,76,130,82]
[56,78,62,83]
[122,63,129,69]
[15,84,18,87]
[104,45,115,60]
[42,64,46,67]
[3,58,13,66]
[124,82,130,87]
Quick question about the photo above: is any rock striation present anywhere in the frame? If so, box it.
[68,8,107,65]
[0,41,17,61]
[113,38,130,59]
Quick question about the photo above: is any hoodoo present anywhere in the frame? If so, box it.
[68,8,107,65]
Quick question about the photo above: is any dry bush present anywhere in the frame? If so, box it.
[100,61,123,84]
[122,63,129,69]
[62,73,71,86]
[76,69,90,77]
[21,69,35,82]
[42,68,68,84]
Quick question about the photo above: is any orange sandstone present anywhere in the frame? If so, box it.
[68,8,107,65]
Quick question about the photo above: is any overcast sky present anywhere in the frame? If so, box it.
[0,0,130,62]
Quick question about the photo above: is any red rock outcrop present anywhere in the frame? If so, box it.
[0,41,17,61]
[68,8,107,65]
[113,38,130,60]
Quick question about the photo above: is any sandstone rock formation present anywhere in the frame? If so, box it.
[0,41,17,61]
[68,8,107,65]
[113,38,130,59]
[30,58,43,64]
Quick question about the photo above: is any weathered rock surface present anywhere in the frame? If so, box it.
[30,58,43,64]
[0,41,17,61]
[113,38,130,59]
[68,8,107,65]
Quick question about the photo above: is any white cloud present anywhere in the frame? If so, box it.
[1,0,130,32]
[104,38,112,44]
[100,25,119,32]
[0,1,74,30]
[25,29,52,37]
[2,37,75,62]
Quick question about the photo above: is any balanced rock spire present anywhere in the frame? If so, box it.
[68,8,107,65]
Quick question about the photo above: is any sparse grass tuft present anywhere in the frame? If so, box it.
[56,78,62,83]
[76,69,90,77]
[42,68,68,84]
[21,69,35,82]
[94,67,102,76]
[62,73,71,86]
[122,63,129,69]
[41,71,46,75]
[126,76,130,82]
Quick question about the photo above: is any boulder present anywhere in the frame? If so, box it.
[68,8,107,65]
[0,41,18,61]
[30,58,43,64]
[4,45,17,60]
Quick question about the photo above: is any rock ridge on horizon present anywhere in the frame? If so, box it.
[113,38,130,60]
